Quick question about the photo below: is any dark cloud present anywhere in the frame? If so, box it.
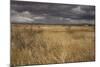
[11,1,95,24]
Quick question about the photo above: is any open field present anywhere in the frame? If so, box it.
[11,24,95,66]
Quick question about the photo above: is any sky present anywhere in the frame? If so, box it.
[11,0,95,24]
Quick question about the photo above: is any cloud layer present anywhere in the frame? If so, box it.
[11,1,95,24]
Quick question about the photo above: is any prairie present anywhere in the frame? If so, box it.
[11,24,95,66]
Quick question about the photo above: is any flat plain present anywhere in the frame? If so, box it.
[11,24,95,66]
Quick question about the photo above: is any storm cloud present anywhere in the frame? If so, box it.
[11,1,95,24]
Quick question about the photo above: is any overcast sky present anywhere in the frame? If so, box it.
[11,0,95,24]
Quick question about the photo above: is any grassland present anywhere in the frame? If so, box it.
[11,24,95,66]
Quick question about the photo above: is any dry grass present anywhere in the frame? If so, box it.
[11,24,95,66]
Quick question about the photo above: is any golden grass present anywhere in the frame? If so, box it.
[11,24,95,66]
